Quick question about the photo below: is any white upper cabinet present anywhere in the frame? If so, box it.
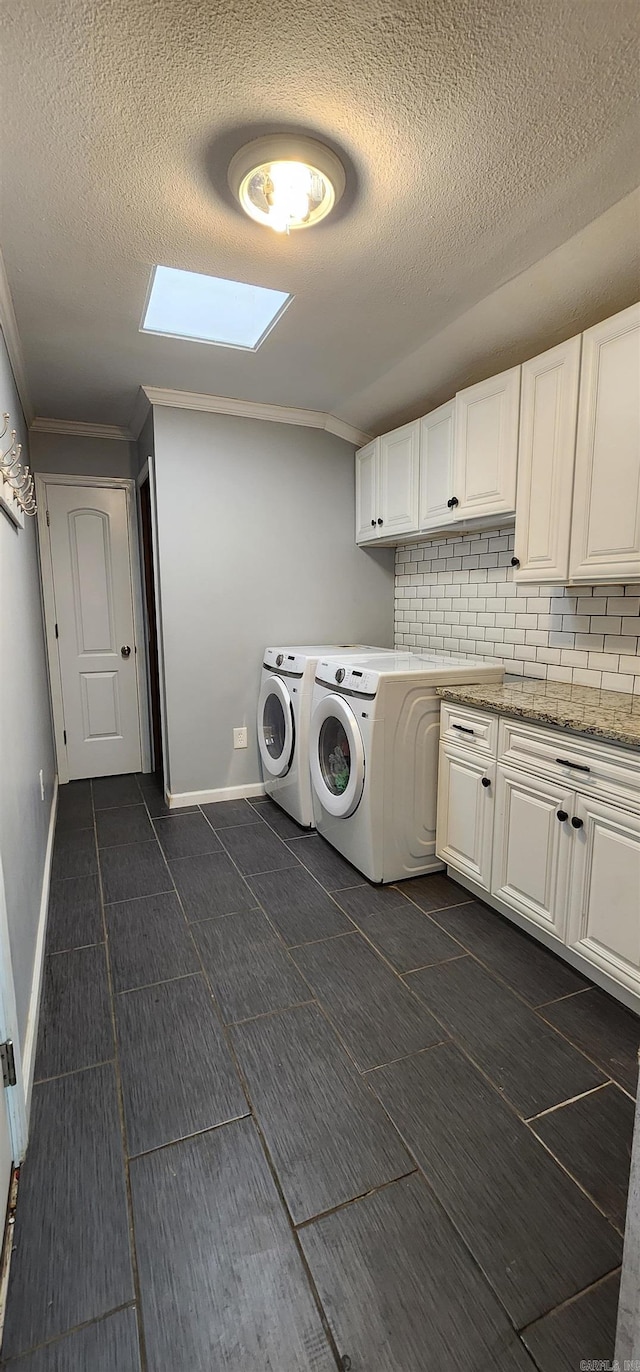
[452,366,521,520]
[355,438,379,543]
[379,420,420,537]
[569,302,640,583]
[355,424,419,544]
[513,335,581,583]
[419,401,455,531]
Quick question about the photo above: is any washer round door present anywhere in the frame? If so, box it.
[310,693,365,818]
[258,675,295,778]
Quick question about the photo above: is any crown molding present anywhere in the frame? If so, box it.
[142,386,370,447]
[0,245,34,424]
[29,416,133,442]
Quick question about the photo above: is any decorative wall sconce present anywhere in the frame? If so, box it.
[0,413,37,527]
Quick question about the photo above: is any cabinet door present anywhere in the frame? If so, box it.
[436,744,494,890]
[355,439,379,543]
[566,793,640,997]
[419,401,455,530]
[453,366,521,519]
[492,764,572,938]
[569,302,640,582]
[513,336,581,583]
[379,421,420,537]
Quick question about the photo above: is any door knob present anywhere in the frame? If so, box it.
[371,519,376,526]
[481,777,491,788]
[571,816,584,829]
[377,517,383,525]
[510,557,520,567]
[447,496,459,509]
[556,809,568,822]
[121,645,131,658]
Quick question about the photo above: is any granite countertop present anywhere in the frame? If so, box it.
[437,676,640,751]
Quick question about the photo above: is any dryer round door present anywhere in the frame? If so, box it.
[310,693,365,818]
[258,676,295,778]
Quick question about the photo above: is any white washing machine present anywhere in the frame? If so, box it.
[257,645,394,827]
[309,651,504,882]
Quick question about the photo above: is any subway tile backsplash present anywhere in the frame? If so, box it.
[395,527,640,694]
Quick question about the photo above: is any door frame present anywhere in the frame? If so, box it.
[35,474,151,784]
[0,854,28,1163]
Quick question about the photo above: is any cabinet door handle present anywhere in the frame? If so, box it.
[510,556,520,567]
[377,517,383,525]
[371,519,376,526]
[447,496,459,509]
[556,809,568,822]
[481,776,491,788]
[571,816,584,829]
[451,723,475,734]
[556,758,591,772]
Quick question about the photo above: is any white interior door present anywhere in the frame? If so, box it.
[47,483,142,779]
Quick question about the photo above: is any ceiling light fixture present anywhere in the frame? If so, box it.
[228,135,345,234]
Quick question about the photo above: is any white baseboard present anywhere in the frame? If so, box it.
[166,781,266,809]
[21,778,58,1134]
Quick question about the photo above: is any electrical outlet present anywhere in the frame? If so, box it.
[39,769,45,801]
[233,727,248,749]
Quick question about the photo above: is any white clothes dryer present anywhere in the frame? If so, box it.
[309,651,504,882]
[257,645,393,828]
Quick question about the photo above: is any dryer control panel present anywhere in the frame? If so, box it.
[316,660,378,695]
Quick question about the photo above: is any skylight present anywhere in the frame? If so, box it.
[141,265,292,350]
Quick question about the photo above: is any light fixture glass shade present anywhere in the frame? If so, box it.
[228,136,345,233]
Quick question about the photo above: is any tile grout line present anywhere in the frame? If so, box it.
[534,986,594,1009]
[126,1111,252,1163]
[525,1080,614,1122]
[42,782,638,1365]
[396,928,638,1096]
[523,1123,627,1238]
[517,1263,623,1335]
[33,1056,116,1089]
[209,1003,349,1372]
[1,1301,139,1365]
[292,1167,419,1231]
[94,778,149,1372]
[146,801,349,1372]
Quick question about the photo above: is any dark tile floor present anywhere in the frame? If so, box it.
[2,775,638,1370]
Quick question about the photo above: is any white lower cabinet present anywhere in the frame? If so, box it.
[436,743,494,890]
[437,703,640,1009]
[492,764,571,939]
[566,793,640,997]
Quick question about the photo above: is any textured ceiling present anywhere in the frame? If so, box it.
[0,0,639,432]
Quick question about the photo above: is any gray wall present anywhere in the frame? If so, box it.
[30,430,139,478]
[136,409,154,473]
[0,331,55,1053]
[152,407,394,796]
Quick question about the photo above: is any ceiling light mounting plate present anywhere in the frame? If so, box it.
[228,134,345,234]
